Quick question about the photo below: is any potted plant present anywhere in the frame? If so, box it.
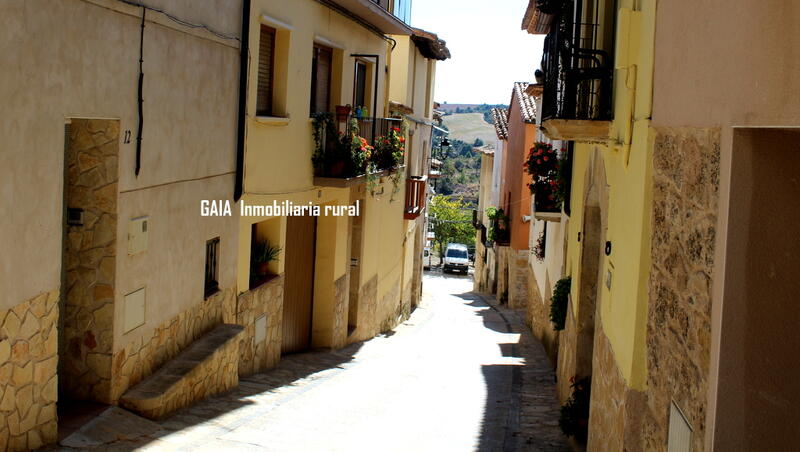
[533,231,546,262]
[312,114,373,179]
[335,104,352,122]
[559,376,592,443]
[251,240,281,280]
[486,207,510,244]
[525,141,562,216]
[549,276,571,330]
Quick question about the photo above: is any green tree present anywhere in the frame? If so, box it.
[428,195,475,259]
[473,138,484,147]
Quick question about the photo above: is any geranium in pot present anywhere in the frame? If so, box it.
[525,141,562,214]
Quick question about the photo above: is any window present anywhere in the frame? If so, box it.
[256,24,276,116]
[354,61,368,109]
[204,237,220,298]
[310,44,333,115]
[446,249,468,259]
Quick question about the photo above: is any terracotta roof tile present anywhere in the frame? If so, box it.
[513,82,538,124]
[491,108,509,140]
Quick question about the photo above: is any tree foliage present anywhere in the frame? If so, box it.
[428,195,475,257]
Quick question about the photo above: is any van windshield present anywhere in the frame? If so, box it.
[446,249,467,259]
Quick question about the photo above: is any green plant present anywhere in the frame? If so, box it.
[550,276,571,330]
[429,195,475,257]
[525,141,562,212]
[559,376,591,443]
[311,114,374,179]
[250,240,281,275]
[486,207,510,243]
[533,231,546,262]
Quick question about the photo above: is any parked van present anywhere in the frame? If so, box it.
[443,243,470,274]
[423,247,432,270]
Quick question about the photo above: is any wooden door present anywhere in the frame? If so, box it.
[282,215,316,354]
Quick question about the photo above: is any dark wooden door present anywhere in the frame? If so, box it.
[282,215,316,354]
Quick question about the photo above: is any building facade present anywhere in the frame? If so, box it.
[519,0,800,449]
[0,0,445,449]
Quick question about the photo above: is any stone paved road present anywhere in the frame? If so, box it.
[57,272,569,452]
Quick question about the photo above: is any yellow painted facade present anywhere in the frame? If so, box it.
[238,0,439,348]
[551,0,657,388]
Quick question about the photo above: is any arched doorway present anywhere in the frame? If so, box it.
[557,149,608,400]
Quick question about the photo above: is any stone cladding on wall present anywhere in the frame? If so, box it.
[527,269,559,363]
[555,302,577,402]
[62,119,119,403]
[495,246,511,304]
[643,128,720,451]
[110,288,237,403]
[0,291,59,451]
[236,277,284,376]
[508,250,531,310]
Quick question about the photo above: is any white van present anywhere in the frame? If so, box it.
[443,243,469,274]
[423,247,432,269]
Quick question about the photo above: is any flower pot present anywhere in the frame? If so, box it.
[335,105,352,122]
[257,262,270,276]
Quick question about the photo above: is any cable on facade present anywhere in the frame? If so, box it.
[114,0,241,42]
[135,7,145,177]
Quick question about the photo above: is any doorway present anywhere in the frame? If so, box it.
[59,118,120,437]
[713,128,800,449]
[281,215,317,354]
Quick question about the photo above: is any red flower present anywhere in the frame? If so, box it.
[543,156,549,161]
[400,137,405,143]
[537,159,542,164]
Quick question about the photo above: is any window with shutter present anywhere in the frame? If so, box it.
[257,25,276,116]
[310,45,333,115]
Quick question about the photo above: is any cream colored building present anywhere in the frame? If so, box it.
[0,0,446,449]
[0,0,243,447]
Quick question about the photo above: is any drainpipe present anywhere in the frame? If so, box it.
[234,0,251,201]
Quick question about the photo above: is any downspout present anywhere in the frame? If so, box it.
[234,0,251,201]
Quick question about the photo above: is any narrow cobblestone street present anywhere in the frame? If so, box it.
[57,272,568,452]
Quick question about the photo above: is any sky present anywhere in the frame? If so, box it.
[411,0,544,105]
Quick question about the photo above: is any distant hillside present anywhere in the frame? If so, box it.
[442,113,497,146]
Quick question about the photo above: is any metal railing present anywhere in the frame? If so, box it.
[540,0,613,122]
[314,115,402,178]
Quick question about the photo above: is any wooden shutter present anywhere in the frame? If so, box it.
[311,45,332,115]
[257,25,276,116]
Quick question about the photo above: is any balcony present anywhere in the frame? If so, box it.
[539,0,614,143]
[326,0,411,35]
[403,176,427,220]
[312,114,404,188]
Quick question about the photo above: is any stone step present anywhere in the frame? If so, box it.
[120,323,244,419]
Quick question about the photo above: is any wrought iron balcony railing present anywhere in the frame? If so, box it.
[312,114,403,184]
[540,0,613,123]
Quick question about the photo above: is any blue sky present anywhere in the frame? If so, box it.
[411,0,544,105]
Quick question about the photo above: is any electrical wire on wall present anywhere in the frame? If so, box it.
[135,7,145,177]
[107,0,241,177]
[114,0,240,42]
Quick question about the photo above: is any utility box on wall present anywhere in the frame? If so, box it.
[123,287,146,333]
[128,216,148,255]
